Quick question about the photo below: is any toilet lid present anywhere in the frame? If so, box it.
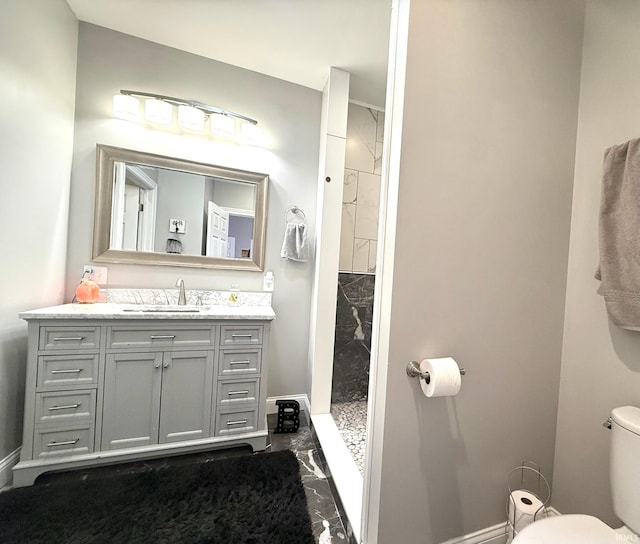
[514,514,618,543]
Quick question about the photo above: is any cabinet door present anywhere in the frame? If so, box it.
[102,352,162,450]
[158,350,213,443]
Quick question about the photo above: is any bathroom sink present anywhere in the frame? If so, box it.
[125,308,201,313]
[121,305,202,313]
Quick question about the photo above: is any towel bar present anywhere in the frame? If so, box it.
[406,360,466,384]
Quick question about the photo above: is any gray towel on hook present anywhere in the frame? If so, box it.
[595,137,640,330]
[280,222,308,262]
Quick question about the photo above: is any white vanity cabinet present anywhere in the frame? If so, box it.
[13,305,273,487]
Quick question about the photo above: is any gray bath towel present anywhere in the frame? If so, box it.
[595,137,640,330]
[280,221,308,262]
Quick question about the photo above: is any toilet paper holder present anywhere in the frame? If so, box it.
[406,360,466,384]
[506,461,551,542]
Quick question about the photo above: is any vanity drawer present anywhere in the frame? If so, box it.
[220,325,263,346]
[35,390,96,427]
[39,326,100,351]
[37,354,99,388]
[33,426,94,459]
[219,348,261,376]
[217,378,259,407]
[214,408,258,436]
[107,325,215,349]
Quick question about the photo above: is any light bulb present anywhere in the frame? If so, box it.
[177,105,205,131]
[210,113,236,138]
[144,98,172,125]
[239,121,263,145]
[112,94,140,121]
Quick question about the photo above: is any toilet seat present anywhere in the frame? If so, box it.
[513,514,618,543]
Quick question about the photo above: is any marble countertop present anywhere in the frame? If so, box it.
[20,303,276,321]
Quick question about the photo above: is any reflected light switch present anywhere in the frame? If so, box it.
[169,218,186,233]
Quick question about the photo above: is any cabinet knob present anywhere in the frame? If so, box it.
[154,362,161,369]
[162,361,170,368]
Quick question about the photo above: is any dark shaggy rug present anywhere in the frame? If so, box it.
[0,450,315,544]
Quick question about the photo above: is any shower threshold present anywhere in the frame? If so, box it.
[311,413,364,543]
[330,400,368,475]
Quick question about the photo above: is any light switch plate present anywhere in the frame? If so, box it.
[169,218,186,234]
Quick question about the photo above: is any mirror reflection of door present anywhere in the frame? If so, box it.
[205,178,256,259]
[122,182,140,250]
[110,163,157,251]
[206,201,229,257]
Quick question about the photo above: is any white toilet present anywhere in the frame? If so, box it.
[513,405,640,544]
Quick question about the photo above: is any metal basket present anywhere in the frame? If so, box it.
[506,461,551,542]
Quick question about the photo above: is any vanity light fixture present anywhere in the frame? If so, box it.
[112,93,140,122]
[210,112,236,138]
[112,90,263,145]
[177,104,205,131]
[144,98,172,125]
[240,121,263,145]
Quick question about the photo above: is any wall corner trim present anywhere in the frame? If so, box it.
[0,447,21,490]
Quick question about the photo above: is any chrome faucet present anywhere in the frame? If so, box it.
[175,278,186,305]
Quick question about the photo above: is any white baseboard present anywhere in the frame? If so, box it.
[266,394,311,416]
[439,522,508,544]
[438,508,561,544]
[0,447,21,490]
[312,412,364,544]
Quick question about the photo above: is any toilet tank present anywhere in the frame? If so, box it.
[610,406,640,534]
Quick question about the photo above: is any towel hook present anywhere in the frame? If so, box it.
[285,206,306,223]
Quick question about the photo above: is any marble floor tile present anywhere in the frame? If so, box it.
[304,477,340,525]
[268,413,317,453]
[295,448,329,481]
[313,516,349,543]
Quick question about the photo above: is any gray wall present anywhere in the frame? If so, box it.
[228,216,254,259]
[0,0,78,462]
[67,24,321,398]
[153,170,205,255]
[375,1,585,541]
[552,0,640,526]
[212,179,256,212]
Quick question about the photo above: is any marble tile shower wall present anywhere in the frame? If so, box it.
[340,104,385,274]
[332,273,376,403]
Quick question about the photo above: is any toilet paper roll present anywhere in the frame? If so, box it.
[419,357,462,397]
[507,489,545,540]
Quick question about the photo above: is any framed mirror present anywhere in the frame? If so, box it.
[92,144,269,271]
